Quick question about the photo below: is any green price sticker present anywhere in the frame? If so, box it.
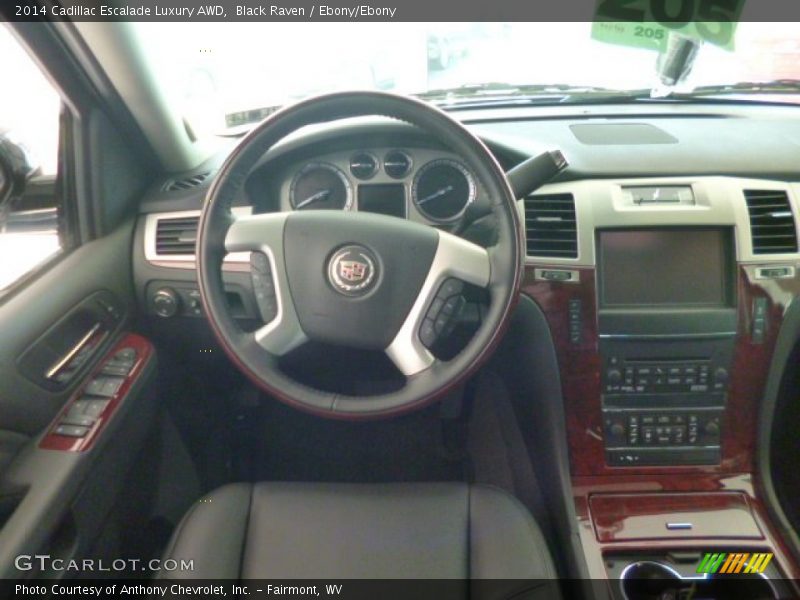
[592,0,746,51]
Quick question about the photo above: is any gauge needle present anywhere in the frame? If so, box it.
[295,189,331,209]
[418,185,454,205]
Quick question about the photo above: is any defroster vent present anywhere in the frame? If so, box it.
[163,172,211,192]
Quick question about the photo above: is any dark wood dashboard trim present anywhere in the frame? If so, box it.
[521,266,605,474]
[521,264,797,477]
[39,333,154,452]
[589,491,763,542]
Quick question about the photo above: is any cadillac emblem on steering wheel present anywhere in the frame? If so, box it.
[327,245,378,296]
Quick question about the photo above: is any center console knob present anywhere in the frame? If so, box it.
[714,368,729,383]
[705,421,720,436]
[607,368,623,384]
[610,423,625,437]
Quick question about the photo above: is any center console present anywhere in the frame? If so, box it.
[521,177,800,595]
[596,228,737,468]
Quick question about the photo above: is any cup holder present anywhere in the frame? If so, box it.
[621,560,780,600]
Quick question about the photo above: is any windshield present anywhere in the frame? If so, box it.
[132,22,800,138]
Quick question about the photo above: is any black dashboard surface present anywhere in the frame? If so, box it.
[470,103,800,181]
[139,101,800,213]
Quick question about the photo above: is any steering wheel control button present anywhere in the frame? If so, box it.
[251,252,270,272]
[434,313,451,336]
[250,252,278,322]
[442,295,465,316]
[437,278,464,299]
[427,298,445,318]
[419,319,438,348]
[327,245,378,296]
[421,279,468,346]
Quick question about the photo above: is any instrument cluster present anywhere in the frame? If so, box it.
[280,147,478,225]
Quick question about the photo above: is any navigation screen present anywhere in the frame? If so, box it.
[598,229,733,308]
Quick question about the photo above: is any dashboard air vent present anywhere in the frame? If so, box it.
[524,193,578,258]
[744,189,798,254]
[164,172,211,192]
[155,216,199,255]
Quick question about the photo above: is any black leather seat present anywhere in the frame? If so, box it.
[162,482,558,588]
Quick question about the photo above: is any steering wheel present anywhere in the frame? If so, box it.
[197,91,523,419]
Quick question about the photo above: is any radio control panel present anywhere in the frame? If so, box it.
[604,357,728,396]
[599,334,734,467]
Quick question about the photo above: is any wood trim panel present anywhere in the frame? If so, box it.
[39,333,154,452]
[521,265,800,477]
[574,475,800,583]
[590,491,762,542]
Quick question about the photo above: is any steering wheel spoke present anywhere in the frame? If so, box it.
[225,212,308,356]
[385,231,490,377]
[253,314,307,357]
[225,212,287,254]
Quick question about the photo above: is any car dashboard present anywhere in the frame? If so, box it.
[132,101,800,585]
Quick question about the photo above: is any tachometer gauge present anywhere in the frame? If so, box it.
[290,162,353,211]
[411,159,475,222]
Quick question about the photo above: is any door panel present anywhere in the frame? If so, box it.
[0,219,135,438]
[0,219,159,578]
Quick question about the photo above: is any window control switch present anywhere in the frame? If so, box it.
[84,378,108,396]
[84,376,124,397]
[83,399,110,419]
[101,363,132,377]
[54,424,89,438]
[114,348,136,362]
[60,414,96,428]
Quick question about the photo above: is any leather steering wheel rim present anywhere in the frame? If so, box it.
[197,91,523,419]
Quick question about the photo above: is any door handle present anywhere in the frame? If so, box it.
[45,322,104,380]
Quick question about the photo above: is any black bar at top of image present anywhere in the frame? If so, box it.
[2,0,800,22]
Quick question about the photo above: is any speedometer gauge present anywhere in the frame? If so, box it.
[411,159,476,222]
[290,163,353,211]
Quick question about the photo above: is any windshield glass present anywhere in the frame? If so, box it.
[132,22,800,137]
